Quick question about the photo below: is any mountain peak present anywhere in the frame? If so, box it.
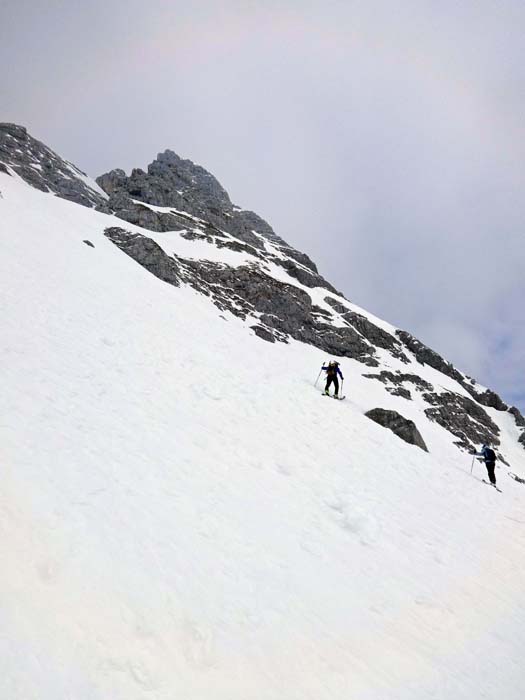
[96,149,321,275]
[0,122,28,139]
[155,148,182,163]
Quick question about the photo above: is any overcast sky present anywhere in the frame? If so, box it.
[2,0,524,408]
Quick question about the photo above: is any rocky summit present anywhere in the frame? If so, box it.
[1,124,524,461]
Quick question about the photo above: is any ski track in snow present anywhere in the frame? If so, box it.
[1,173,525,700]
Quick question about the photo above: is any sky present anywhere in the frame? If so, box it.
[1,0,524,408]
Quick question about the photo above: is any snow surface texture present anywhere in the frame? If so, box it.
[1,171,525,699]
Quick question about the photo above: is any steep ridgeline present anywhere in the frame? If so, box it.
[0,123,107,207]
[94,149,525,461]
[1,123,524,463]
[95,152,413,365]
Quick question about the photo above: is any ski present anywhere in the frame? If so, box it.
[508,471,525,484]
[322,394,346,401]
[482,479,502,493]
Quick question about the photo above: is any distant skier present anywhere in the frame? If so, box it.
[322,361,344,398]
[474,444,497,486]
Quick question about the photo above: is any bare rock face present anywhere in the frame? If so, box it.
[362,371,434,400]
[0,123,106,208]
[102,225,380,365]
[396,329,508,412]
[469,388,508,411]
[365,408,428,451]
[423,391,500,453]
[104,227,181,286]
[508,406,525,428]
[396,330,465,384]
[324,299,409,361]
[95,150,339,291]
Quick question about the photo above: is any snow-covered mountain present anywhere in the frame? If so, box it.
[2,122,525,700]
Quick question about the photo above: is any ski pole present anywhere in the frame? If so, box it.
[470,455,475,474]
[341,378,344,397]
[314,364,326,387]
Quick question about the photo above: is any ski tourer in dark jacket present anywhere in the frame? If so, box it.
[322,361,344,397]
[475,444,497,486]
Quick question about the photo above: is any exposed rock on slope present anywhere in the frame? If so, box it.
[325,298,410,362]
[104,226,380,363]
[104,228,181,287]
[509,406,525,428]
[396,330,510,412]
[0,123,106,208]
[96,151,335,290]
[365,408,428,451]
[363,371,434,400]
[423,391,500,454]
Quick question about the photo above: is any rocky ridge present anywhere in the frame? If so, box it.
[95,150,328,286]
[0,123,107,208]
[2,124,524,459]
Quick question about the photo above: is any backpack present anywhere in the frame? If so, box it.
[484,447,496,462]
[326,362,339,377]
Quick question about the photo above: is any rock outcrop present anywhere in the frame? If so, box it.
[95,150,336,289]
[104,227,181,286]
[423,391,500,453]
[509,406,525,428]
[103,226,381,363]
[363,371,434,400]
[365,408,428,451]
[0,123,106,208]
[396,329,509,412]
[325,299,409,362]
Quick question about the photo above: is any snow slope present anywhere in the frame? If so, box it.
[1,171,525,699]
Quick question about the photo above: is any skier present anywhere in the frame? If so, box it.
[321,361,344,398]
[474,444,497,486]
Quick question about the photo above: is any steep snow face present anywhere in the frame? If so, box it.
[2,168,525,700]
